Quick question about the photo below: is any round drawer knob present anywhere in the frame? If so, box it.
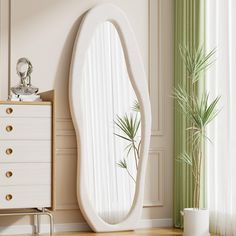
[6,107,13,114]
[5,148,13,155]
[6,125,13,132]
[5,194,13,201]
[5,171,13,178]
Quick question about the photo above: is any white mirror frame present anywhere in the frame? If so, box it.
[69,3,151,232]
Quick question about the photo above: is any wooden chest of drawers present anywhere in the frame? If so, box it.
[0,102,53,209]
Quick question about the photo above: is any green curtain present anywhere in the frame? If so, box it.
[174,0,206,227]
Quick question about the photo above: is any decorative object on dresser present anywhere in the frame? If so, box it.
[69,4,151,232]
[10,58,41,101]
[0,90,55,236]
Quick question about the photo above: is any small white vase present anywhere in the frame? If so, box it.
[182,208,210,236]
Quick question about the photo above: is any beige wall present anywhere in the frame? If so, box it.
[0,0,174,229]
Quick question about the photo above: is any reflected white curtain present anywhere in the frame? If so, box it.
[81,22,138,224]
[206,0,236,235]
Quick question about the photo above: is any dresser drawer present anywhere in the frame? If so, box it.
[0,163,51,186]
[0,118,51,140]
[0,140,51,163]
[0,104,51,118]
[0,185,51,209]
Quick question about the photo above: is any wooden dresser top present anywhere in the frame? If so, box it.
[0,101,52,105]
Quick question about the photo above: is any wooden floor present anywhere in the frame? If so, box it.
[56,228,182,236]
[7,228,218,236]
[55,228,218,236]
[13,228,182,236]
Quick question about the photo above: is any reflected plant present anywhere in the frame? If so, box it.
[117,159,136,183]
[114,100,141,183]
[132,100,140,112]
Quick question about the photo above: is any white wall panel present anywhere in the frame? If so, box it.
[143,0,174,220]
[144,150,164,207]
[149,0,164,136]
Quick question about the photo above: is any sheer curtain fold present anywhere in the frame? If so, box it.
[81,22,137,224]
[206,0,236,235]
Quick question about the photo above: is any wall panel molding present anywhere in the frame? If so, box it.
[55,148,165,210]
[56,118,75,136]
[144,149,165,207]
[56,148,77,156]
[56,203,79,211]
[149,0,165,136]
[55,154,78,210]
[0,0,11,100]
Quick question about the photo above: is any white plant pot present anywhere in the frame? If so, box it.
[182,208,210,236]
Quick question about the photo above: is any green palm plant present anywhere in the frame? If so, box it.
[174,45,220,209]
[117,159,136,183]
[114,100,141,183]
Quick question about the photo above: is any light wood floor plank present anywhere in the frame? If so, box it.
[0,228,181,236]
[56,228,182,235]
[4,227,219,236]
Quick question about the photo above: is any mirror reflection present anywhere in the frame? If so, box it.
[81,21,141,224]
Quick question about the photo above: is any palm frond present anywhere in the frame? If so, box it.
[176,152,193,166]
[124,143,133,158]
[114,133,132,142]
[117,158,136,183]
[132,100,141,112]
[194,93,220,128]
[137,140,141,158]
[179,45,216,83]
[203,96,221,126]
[174,88,220,130]
[173,86,191,114]
[117,159,128,169]
[114,114,140,141]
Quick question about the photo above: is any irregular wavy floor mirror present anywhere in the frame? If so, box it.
[69,4,151,232]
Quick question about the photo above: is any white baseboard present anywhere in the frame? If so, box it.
[137,218,173,228]
[0,218,173,235]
